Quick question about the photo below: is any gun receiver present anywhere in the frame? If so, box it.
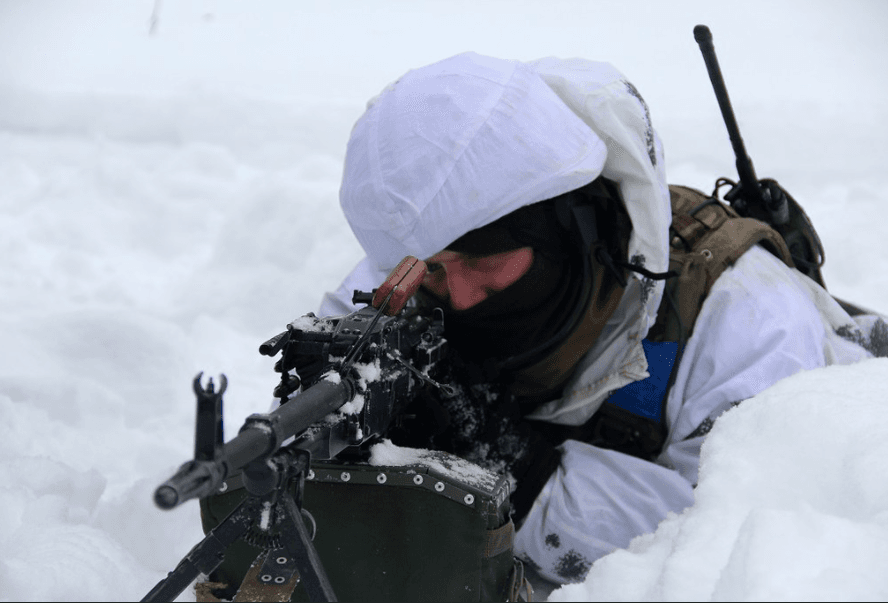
[143,256,452,602]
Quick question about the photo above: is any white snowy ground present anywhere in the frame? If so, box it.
[1,1,887,601]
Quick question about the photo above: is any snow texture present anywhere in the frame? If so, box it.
[0,2,886,601]
[369,439,501,493]
[548,359,888,601]
[288,315,336,333]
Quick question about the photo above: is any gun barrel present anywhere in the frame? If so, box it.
[154,376,356,509]
[226,377,356,470]
[259,330,289,357]
[694,24,760,191]
[154,458,225,509]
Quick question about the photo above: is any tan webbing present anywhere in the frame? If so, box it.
[484,519,515,558]
[232,553,300,602]
[650,185,795,344]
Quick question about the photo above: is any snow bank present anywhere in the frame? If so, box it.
[0,2,886,601]
[550,358,888,601]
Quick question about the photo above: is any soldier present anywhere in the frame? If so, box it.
[319,51,887,585]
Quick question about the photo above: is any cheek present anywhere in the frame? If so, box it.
[488,266,523,289]
[486,249,534,289]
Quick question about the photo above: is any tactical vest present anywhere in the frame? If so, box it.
[543,184,796,461]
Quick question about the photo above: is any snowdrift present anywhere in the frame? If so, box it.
[550,358,888,601]
[1,3,887,600]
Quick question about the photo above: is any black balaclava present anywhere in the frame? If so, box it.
[417,178,624,374]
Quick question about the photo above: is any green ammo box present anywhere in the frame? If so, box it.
[199,450,516,601]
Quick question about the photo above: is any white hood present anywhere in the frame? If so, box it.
[332,52,672,426]
[340,52,608,270]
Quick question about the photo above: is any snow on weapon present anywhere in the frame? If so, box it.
[142,256,453,602]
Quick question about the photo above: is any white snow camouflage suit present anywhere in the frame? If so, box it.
[318,52,887,584]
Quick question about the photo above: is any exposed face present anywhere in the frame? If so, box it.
[422,247,535,311]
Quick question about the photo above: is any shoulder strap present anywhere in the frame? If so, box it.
[649,185,795,344]
[531,186,797,462]
[586,185,795,460]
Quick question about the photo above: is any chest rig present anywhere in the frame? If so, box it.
[538,184,796,461]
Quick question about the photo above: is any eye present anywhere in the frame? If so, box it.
[426,262,443,273]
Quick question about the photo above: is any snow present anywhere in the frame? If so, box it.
[259,501,272,532]
[320,370,341,385]
[368,439,502,493]
[353,358,383,386]
[549,359,888,601]
[338,394,364,416]
[0,1,886,601]
[288,315,335,333]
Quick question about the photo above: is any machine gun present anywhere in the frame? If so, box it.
[693,24,828,290]
[142,256,457,602]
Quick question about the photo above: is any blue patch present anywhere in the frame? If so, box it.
[606,339,678,421]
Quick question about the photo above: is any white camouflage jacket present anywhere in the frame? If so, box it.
[319,52,886,584]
